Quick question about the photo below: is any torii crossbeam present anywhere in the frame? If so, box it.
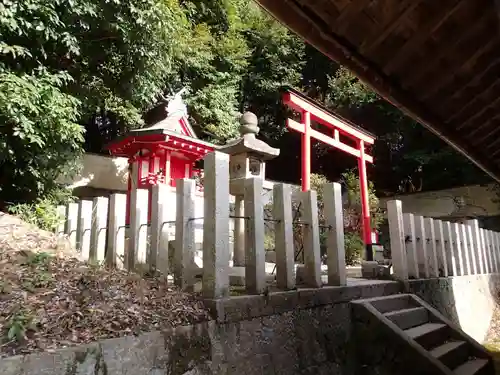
[282,88,377,260]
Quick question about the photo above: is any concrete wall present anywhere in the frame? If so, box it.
[379,184,499,219]
[1,274,499,374]
[408,274,500,343]
[0,281,401,375]
[59,153,129,192]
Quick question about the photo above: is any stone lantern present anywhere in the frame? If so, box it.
[219,112,280,266]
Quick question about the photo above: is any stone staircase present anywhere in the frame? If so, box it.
[351,294,494,375]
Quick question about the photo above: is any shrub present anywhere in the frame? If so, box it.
[307,171,384,265]
[8,188,74,232]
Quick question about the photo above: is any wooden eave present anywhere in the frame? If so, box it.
[256,0,500,182]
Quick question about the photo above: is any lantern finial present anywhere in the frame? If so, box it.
[239,111,259,136]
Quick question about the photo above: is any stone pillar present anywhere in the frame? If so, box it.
[403,213,419,278]
[433,219,448,277]
[202,151,230,299]
[175,178,196,290]
[273,183,295,290]
[56,205,66,236]
[128,188,148,271]
[424,218,439,278]
[90,196,108,263]
[150,184,167,272]
[323,182,346,286]
[244,177,265,294]
[233,195,245,266]
[387,200,408,281]
[466,219,481,275]
[76,200,93,260]
[414,215,430,278]
[107,193,126,269]
[299,190,322,288]
[66,202,79,249]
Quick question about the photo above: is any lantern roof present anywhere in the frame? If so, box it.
[219,111,280,161]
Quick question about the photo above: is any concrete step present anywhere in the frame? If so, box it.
[405,322,449,350]
[430,340,469,370]
[384,306,429,330]
[454,359,489,375]
[369,294,416,314]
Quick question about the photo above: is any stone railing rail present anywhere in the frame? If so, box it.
[56,151,347,297]
[387,199,500,280]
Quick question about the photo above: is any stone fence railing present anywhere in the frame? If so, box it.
[387,200,500,280]
[56,151,347,298]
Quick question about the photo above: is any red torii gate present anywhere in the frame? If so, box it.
[282,88,376,260]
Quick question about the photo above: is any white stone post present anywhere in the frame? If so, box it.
[175,178,196,290]
[486,230,492,273]
[56,205,66,236]
[66,202,79,249]
[466,220,480,274]
[479,226,488,274]
[233,196,245,266]
[387,200,408,281]
[424,218,439,278]
[150,184,168,272]
[479,228,493,273]
[273,183,295,290]
[90,197,108,263]
[489,230,496,273]
[433,219,448,277]
[414,215,429,278]
[128,189,148,271]
[298,189,322,288]
[442,222,455,276]
[460,223,472,275]
[202,152,230,299]
[323,182,346,286]
[492,231,500,273]
[107,193,126,269]
[452,223,464,276]
[244,177,266,294]
[76,200,93,260]
[487,230,494,274]
[403,213,419,278]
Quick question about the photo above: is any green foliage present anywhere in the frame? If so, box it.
[327,67,378,109]
[6,309,34,343]
[344,232,364,265]
[0,70,83,202]
[0,0,187,206]
[8,189,73,231]
[264,233,275,251]
[341,170,384,231]
[309,172,382,265]
[23,252,52,267]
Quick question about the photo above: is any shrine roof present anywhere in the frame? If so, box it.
[106,99,215,159]
[141,111,198,138]
[106,128,215,159]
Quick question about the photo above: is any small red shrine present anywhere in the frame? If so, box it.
[106,90,215,222]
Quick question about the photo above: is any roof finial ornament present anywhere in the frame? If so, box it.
[239,111,259,137]
[166,87,189,118]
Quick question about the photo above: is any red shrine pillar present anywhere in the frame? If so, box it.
[357,140,373,261]
[301,111,311,192]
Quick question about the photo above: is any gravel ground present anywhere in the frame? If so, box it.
[0,212,210,357]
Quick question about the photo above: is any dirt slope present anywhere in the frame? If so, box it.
[0,212,209,357]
